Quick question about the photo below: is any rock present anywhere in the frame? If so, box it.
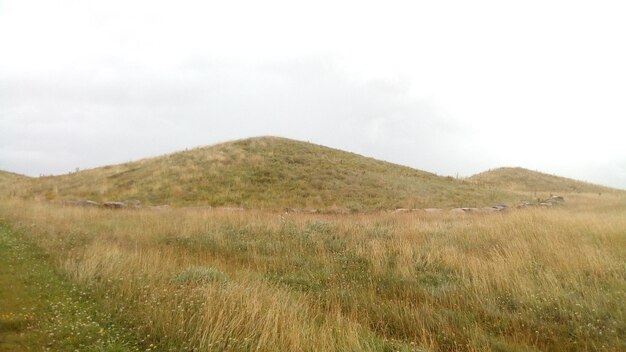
[537,195,565,206]
[545,195,564,204]
[393,208,412,213]
[424,208,442,212]
[460,207,480,212]
[450,208,465,213]
[61,200,100,207]
[285,208,319,214]
[79,200,101,207]
[103,201,127,209]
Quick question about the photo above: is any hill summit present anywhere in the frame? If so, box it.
[2,136,515,210]
[469,167,616,194]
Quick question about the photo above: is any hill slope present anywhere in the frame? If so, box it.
[469,167,618,194]
[3,137,519,210]
[0,170,27,181]
[0,170,29,195]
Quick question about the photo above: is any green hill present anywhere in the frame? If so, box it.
[469,167,618,194]
[1,137,522,210]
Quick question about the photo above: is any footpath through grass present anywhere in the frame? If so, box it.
[0,221,149,352]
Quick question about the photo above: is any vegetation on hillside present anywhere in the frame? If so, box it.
[1,194,624,351]
[469,167,619,194]
[0,170,27,182]
[2,137,519,210]
[0,170,28,197]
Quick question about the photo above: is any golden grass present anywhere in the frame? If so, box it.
[0,193,625,351]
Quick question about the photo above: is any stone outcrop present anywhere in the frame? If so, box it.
[76,200,100,207]
[61,200,100,207]
[516,196,565,209]
[545,195,564,204]
[103,201,127,209]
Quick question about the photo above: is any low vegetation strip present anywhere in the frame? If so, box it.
[0,221,147,352]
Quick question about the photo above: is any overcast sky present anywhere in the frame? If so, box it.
[1,0,625,189]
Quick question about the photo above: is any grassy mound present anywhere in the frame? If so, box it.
[3,137,517,210]
[469,167,619,194]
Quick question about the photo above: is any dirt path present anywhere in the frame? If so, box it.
[0,221,147,351]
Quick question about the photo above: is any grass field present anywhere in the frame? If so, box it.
[1,193,624,351]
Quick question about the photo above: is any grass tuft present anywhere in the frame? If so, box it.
[172,266,229,285]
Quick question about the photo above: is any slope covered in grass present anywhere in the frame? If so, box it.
[469,167,619,194]
[0,170,29,197]
[3,137,517,210]
[0,170,27,182]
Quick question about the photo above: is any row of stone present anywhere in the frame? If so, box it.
[517,195,565,208]
[61,199,154,209]
[61,195,565,213]
[392,196,565,214]
[392,204,508,214]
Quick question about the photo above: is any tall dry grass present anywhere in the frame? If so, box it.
[0,193,624,351]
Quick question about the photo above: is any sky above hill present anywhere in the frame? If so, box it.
[1,0,625,189]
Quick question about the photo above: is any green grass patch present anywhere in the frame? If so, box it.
[171,266,229,286]
[0,222,148,352]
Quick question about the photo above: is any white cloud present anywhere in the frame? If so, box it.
[1,0,625,188]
